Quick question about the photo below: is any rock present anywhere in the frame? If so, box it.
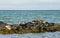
[32,19,43,23]
[32,19,45,32]
[11,24,18,30]
[0,21,7,29]
[32,19,39,22]
[45,22,49,27]
[5,25,11,30]
[32,19,44,25]
[25,22,33,29]
[0,20,58,34]
[18,21,26,29]
[19,21,26,24]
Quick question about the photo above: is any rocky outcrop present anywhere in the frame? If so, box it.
[0,19,59,34]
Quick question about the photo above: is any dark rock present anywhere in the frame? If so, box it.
[45,22,55,26]
[45,22,49,26]
[10,24,18,30]
[0,21,7,29]
[25,22,33,29]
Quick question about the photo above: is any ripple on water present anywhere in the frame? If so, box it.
[0,32,60,38]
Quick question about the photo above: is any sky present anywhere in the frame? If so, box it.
[0,0,60,10]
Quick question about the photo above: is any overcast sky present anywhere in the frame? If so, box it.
[0,0,60,10]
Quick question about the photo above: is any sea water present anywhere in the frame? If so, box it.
[0,10,60,38]
[0,32,60,38]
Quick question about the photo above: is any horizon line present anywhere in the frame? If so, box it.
[0,9,59,10]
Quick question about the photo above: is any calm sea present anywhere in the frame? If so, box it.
[0,10,60,38]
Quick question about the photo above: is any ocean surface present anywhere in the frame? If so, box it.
[0,10,60,38]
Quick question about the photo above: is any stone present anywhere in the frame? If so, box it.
[0,21,7,29]
[5,25,11,30]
